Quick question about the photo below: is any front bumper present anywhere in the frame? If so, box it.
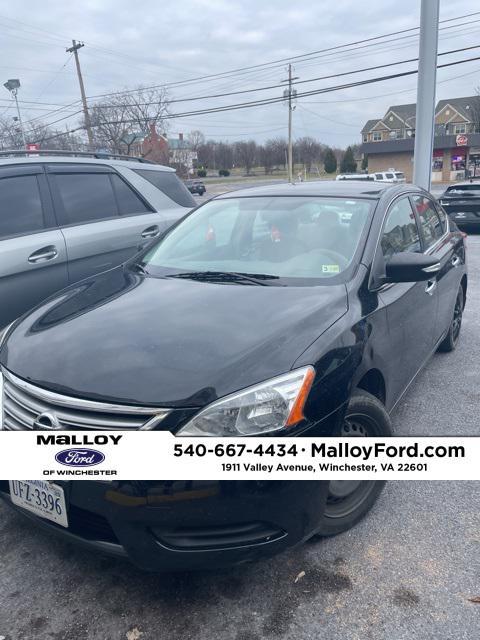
[0,479,329,571]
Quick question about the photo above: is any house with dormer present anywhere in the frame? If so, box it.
[360,96,480,182]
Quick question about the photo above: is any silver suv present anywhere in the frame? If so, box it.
[0,152,196,329]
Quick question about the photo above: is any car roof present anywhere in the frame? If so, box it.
[215,180,418,200]
[446,181,480,187]
[0,155,174,172]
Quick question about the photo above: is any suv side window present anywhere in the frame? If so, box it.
[381,197,421,258]
[110,174,151,216]
[375,173,383,180]
[54,172,118,225]
[411,195,444,249]
[0,174,45,238]
[133,169,196,207]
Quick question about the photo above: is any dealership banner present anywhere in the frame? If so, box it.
[0,432,478,480]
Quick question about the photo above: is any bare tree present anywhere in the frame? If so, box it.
[88,98,130,152]
[187,130,205,152]
[85,86,170,152]
[234,140,257,175]
[295,137,323,173]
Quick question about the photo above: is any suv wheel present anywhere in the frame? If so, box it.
[438,286,464,353]
[315,390,392,537]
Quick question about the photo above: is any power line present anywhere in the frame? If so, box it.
[76,43,480,109]
[70,11,480,101]
[35,52,480,144]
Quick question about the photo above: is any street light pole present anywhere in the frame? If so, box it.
[413,0,440,191]
[12,89,26,150]
[3,79,26,149]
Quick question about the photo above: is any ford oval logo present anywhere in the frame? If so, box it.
[55,448,105,467]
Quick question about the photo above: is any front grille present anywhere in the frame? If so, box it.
[1,369,170,431]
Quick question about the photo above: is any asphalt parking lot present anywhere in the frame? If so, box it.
[0,235,479,640]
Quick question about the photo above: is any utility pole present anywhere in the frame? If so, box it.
[413,0,440,191]
[66,40,94,149]
[282,64,298,183]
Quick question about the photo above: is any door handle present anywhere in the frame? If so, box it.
[28,246,58,264]
[451,255,461,267]
[425,280,437,295]
[141,225,160,239]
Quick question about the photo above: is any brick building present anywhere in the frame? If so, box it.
[361,96,480,182]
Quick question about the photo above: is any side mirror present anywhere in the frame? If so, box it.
[385,252,441,283]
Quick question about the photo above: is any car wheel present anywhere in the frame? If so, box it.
[438,286,464,353]
[314,390,392,537]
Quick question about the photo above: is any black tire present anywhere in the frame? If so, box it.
[437,286,464,353]
[315,390,393,537]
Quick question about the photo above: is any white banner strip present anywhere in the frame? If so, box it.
[0,432,478,480]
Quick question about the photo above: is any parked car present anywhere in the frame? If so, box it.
[371,170,406,183]
[185,179,206,195]
[439,180,480,228]
[336,173,373,181]
[0,181,467,571]
[0,151,195,330]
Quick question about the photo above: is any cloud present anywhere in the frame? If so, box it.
[0,0,477,146]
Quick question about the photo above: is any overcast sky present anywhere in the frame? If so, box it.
[0,0,479,147]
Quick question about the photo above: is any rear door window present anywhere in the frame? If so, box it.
[110,174,151,216]
[134,169,196,207]
[54,173,119,225]
[411,195,444,249]
[0,174,45,238]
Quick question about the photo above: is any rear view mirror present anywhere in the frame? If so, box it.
[385,253,440,283]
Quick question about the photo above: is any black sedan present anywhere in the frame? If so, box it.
[185,179,206,195]
[439,180,480,228]
[0,181,467,571]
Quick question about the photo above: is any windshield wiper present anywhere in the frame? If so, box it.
[165,271,278,286]
[131,263,149,276]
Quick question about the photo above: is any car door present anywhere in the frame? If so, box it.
[410,194,462,341]
[377,195,438,402]
[0,165,68,328]
[47,164,162,284]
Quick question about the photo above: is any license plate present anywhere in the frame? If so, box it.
[9,480,68,528]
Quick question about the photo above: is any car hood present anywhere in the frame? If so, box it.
[1,267,348,407]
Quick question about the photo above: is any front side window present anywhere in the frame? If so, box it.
[142,196,374,283]
[0,175,44,238]
[381,197,421,258]
[54,173,118,225]
[412,195,444,249]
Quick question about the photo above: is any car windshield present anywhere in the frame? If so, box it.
[142,196,374,283]
[395,172,405,179]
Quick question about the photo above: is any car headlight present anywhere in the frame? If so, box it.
[177,366,315,436]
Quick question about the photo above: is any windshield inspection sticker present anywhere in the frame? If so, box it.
[322,264,340,274]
